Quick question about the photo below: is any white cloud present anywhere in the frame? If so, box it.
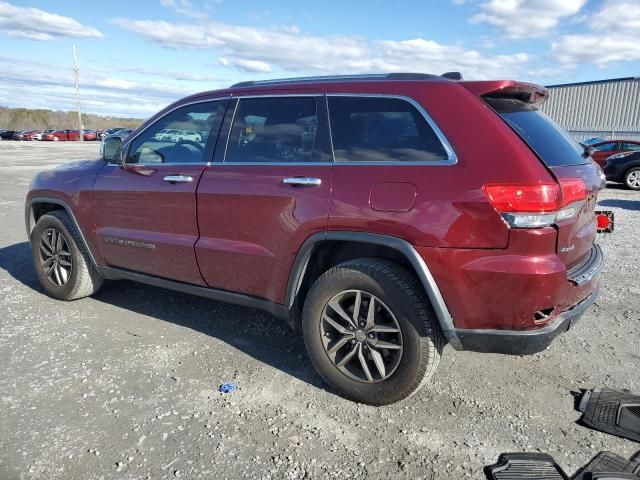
[552,0,640,66]
[589,0,640,30]
[552,34,640,66]
[112,18,531,80]
[0,55,207,117]
[159,0,205,19]
[0,1,103,40]
[470,0,587,38]
[219,57,272,73]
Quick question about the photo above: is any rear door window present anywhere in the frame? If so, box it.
[327,96,450,163]
[225,96,322,163]
[622,142,640,151]
[486,98,589,167]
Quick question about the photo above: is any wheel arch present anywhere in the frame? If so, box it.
[286,231,461,349]
[26,197,99,268]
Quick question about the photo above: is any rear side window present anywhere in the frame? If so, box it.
[225,97,319,163]
[327,96,450,163]
[486,98,589,167]
[622,142,640,151]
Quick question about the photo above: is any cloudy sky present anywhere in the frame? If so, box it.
[0,0,638,118]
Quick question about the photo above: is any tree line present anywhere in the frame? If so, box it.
[0,106,144,131]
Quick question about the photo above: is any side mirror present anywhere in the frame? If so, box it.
[103,136,123,163]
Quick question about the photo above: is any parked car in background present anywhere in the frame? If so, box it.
[158,128,180,141]
[42,130,81,141]
[14,130,41,141]
[32,130,55,141]
[109,128,133,139]
[603,150,640,190]
[83,130,100,141]
[12,130,28,140]
[174,129,202,142]
[99,128,126,140]
[0,130,16,140]
[25,73,605,405]
[589,140,640,167]
[153,129,171,141]
[22,130,41,141]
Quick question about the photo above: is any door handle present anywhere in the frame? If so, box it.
[163,175,193,184]
[282,177,322,187]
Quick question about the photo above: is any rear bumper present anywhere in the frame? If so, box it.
[416,234,604,355]
[453,284,599,355]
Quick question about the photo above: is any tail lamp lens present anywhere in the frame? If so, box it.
[482,183,562,213]
[484,179,588,228]
[558,178,589,206]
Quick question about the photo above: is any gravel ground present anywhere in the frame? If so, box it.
[0,141,638,480]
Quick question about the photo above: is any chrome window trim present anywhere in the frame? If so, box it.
[326,93,457,166]
[122,97,229,167]
[214,162,331,167]
[107,162,210,167]
[222,94,328,166]
[229,93,321,99]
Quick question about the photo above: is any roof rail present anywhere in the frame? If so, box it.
[229,72,461,88]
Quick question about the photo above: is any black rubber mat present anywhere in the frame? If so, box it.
[485,453,569,480]
[572,451,640,479]
[578,388,640,442]
[588,474,639,479]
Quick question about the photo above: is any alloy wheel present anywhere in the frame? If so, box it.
[628,170,640,188]
[320,289,403,383]
[39,228,73,286]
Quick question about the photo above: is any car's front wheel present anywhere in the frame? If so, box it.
[624,167,640,190]
[302,258,443,405]
[31,211,103,301]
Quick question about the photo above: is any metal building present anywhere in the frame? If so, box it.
[541,76,640,142]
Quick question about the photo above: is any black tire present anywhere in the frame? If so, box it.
[31,211,103,301]
[302,258,443,405]
[623,167,640,190]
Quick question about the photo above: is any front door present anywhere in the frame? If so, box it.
[195,94,333,303]
[93,99,227,285]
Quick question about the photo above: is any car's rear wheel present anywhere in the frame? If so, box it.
[302,258,443,405]
[624,167,640,190]
[31,211,103,301]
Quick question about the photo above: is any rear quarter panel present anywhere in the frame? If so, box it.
[324,81,555,248]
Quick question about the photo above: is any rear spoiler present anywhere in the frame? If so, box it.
[461,80,548,105]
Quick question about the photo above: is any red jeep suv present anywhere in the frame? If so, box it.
[25,73,604,404]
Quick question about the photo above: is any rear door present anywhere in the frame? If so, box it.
[488,99,602,268]
[195,94,333,303]
[621,142,640,156]
[93,98,227,285]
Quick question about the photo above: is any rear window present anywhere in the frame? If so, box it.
[486,98,589,167]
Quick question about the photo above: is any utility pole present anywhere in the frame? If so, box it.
[72,45,83,142]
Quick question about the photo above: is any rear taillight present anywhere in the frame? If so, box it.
[484,178,588,228]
